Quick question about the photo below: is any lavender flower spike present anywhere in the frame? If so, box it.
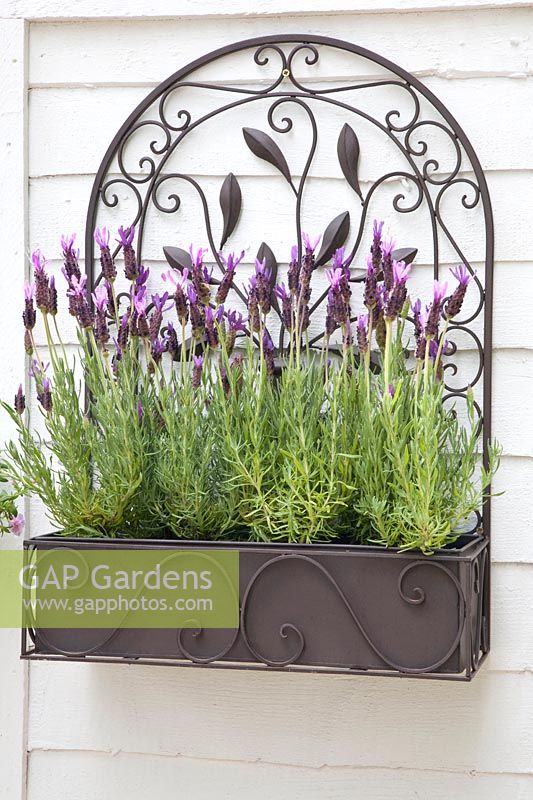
[14,384,25,415]
[425,280,448,340]
[117,225,138,281]
[37,377,53,413]
[262,329,275,376]
[192,355,204,390]
[364,255,378,310]
[217,250,245,305]
[93,286,109,346]
[444,265,471,320]
[356,314,369,354]
[94,227,116,282]
[385,260,410,320]
[32,250,51,313]
[23,282,36,330]
[61,233,81,282]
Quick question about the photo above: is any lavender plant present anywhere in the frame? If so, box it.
[1,221,499,551]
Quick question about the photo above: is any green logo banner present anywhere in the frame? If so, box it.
[0,548,239,629]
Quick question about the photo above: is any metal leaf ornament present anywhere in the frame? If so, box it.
[242,127,292,183]
[219,172,242,248]
[392,246,418,265]
[315,211,351,268]
[337,123,363,200]
[163,246,193,272]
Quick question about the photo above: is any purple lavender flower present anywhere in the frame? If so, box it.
[385,260,411,320]
[302,233,321,254]
[371,219,384,271]
[29,359,49,381]
[32,250,51,313]
[8,513,24,537]
[133,288,149,338]
[37,377,52,413]
[262,329,275,376]
[135,265,150,288]
[204,306,219,348]
[189,246,211,305]
[287,245,299,295]
[356,314,368,354]
[425,280,448,339]
[67,275,93,329]
[149,292,169,340]
[254,258,272,315]
[14,384,25,415]
[388,384,395,398]
[24,330,33,356]
[137,401,143,421]
[192,354,204,390]
[164,322,179,360]
[117,225,138,280]
[188,285,205,341]
[48,276,58,316]
[150,337,166,367]
[444,265,471,319]
[92,286,109,347]
[246,276,260,333]
[61,234,81,281]
[275,282,292,331]
[325,266,350,336]
[223,309,245,354]
[216,250,244,305]
[364,256,378,310]
[115,314,128,351]
[94,227,116,282]
[380,238,395,291]
[23,282,36,330]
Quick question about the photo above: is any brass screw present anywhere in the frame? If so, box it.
[282,68,290,78]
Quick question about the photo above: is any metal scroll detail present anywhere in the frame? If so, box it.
[239,554,467,673]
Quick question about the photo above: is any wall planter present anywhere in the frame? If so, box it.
[24,532,489,679]
[16,35,494,680]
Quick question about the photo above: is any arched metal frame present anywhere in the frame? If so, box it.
[84,35,493,653]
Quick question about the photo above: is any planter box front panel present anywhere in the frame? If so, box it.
[23,535,489,680]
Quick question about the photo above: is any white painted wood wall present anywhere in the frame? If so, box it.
[1,2,533,798]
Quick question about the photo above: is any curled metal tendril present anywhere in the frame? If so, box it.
[442,325,484,392]
[405,121,462,185]
[385,82,421,132]
[117,120,172,184]
[100,178,143,226]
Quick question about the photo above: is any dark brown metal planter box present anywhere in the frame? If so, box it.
[22,533,489,681]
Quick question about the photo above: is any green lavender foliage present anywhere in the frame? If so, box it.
[153,358,239,539]
[3,340,161,538]
[350,317,500,554]
[210,342,359,544]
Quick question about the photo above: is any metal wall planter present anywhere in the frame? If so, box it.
[22,35,494,680]
[22,533,489,680]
